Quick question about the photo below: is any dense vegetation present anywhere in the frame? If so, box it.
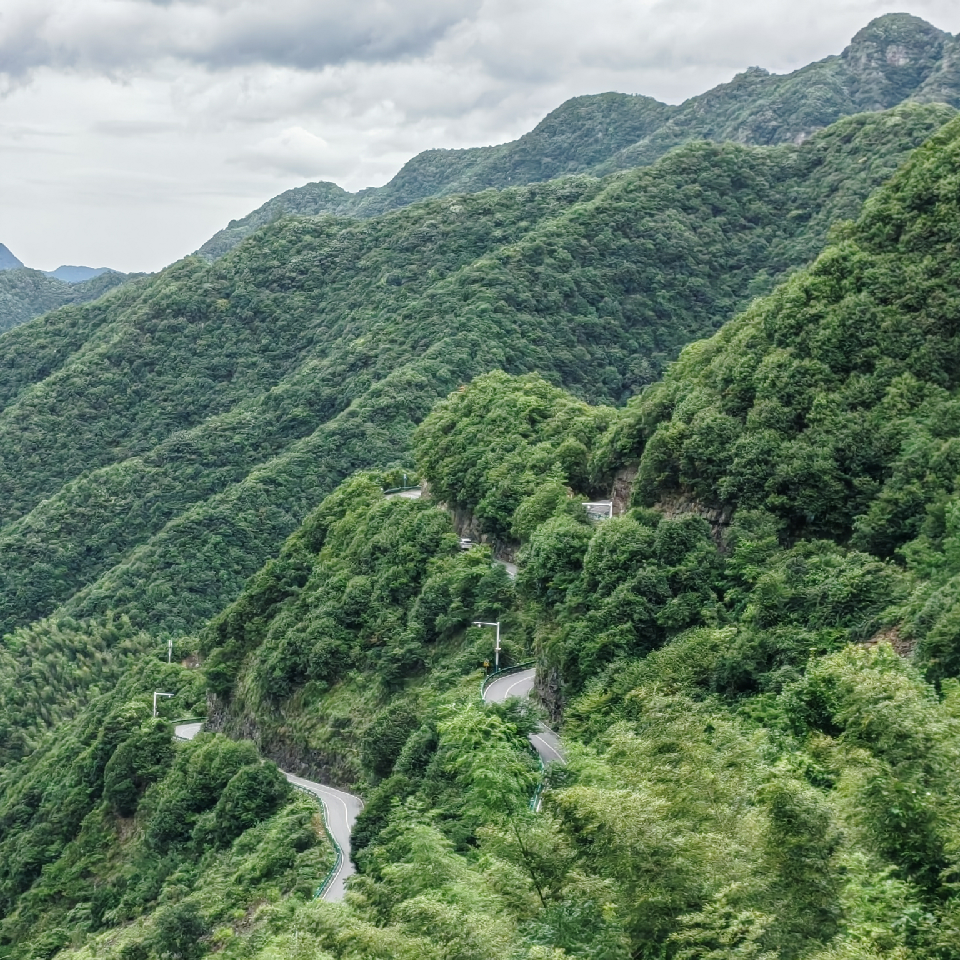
[199,13,960,258]
[0,268,135,335]
[0,104,949,647]
[111,377,960,959]
[608,114,960,541]
[0,613,156,766]
[599,113,960,684]
[203,469,519,786]
[0,660,329,960]
[7,23,960,960]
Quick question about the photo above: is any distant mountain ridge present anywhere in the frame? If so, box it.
[0,243,115,282]
[0,243,132,333]
[43,265,113,284]
[198,12,960,260]
[0,268,140,335]
[0,245,24,272]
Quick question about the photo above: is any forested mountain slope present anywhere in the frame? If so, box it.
[0,268,136,335]
[0,659,328,960]
[604,108,960,561]
[196,93,673,258]
[44,110,960,957]
[0,105,947,644]
[170,376,960,960]
[9,78,960,960]
[199,12,960,259]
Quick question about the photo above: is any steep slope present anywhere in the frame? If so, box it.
[0,105,949,642]
[0,614,156,766]
[0,663,330,960]
[603,111,960,557]
[12,96,960,960]
[598,12,960,173]
[199,13,960,259]
[73,371,960,960]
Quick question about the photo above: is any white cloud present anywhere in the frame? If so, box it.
[0,0,482,76]
[237,125,332,176]
[0,0,957,272]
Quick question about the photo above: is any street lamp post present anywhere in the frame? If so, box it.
[153,691,174,718]
[473,621,501,672]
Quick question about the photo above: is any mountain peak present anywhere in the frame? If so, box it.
[849,11,948,48]
[0,244,24,272]
[843,13,949,108]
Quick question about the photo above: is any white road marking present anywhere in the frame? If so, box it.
[482,670,566,766]
[530,734,564,763]
[503,674,532,698]
[317,785,354,822]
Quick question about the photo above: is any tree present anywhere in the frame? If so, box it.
[103,718,174,816]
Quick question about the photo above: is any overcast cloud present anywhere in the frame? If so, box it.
[1,0,959,272]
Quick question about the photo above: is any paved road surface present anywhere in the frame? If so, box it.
[529,727,565,765]
[494,559,518,580]
[484,669,534,702]
[173,721,362,901]
[171,662,551,902]
[482,668,566,765]
[173,721,203,741]
[284,774,363,901]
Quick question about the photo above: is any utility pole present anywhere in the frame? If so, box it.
[167,637,173,664]
[473,621,501,672]
[153,691,174,718]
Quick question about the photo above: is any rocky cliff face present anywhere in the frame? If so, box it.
[611,465,638,517]
[207,692,357,789]
[916,34,960,108]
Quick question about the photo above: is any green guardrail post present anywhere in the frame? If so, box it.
[288,784,345,900]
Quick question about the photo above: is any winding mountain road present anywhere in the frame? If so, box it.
[173,494,551,902]
[482,668,566,766]
[174,666,558,902]
[174,722,362,902]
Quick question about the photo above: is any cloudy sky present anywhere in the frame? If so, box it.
[1,0,959,273]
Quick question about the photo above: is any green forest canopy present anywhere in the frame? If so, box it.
[101,119,960,955]
[7,48,960,960]
[0,104,950,646]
